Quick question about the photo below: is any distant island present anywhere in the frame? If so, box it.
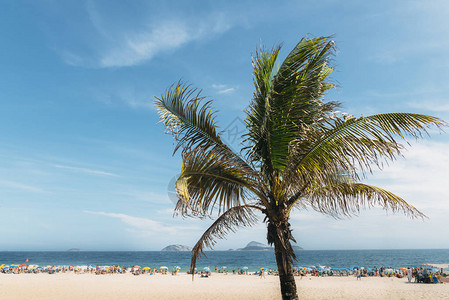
[67,248,81,252]
[229,241,303,251]
[161,245,192,252]
[240,241,273,251]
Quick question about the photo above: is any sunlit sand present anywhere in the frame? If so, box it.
[0,273,448,299]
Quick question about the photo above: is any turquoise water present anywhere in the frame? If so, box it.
[0,249,447,271]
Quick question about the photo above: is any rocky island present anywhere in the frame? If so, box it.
[161,245,192,252]
[66,248,81,252]
[229,241,303,251]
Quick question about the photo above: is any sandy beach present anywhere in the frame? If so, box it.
[0,273,448,300]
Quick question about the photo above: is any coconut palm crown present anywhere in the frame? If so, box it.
[155,36,445,300]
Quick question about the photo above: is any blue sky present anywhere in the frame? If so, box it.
[1,0,449,250]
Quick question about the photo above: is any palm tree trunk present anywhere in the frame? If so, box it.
[269,222,299,300]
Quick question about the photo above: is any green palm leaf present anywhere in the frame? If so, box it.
[190,205,261,275]
[175,149,266,216]
[287,113,445,189]
[155,82,230,156]
[245,37,339,178]
[298,182,426,219]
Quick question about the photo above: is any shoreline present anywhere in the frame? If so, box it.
[0,273,448,300]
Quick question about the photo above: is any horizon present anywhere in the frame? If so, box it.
[3,247,449,251]
[1,0,449,251]
[2,247,449,252]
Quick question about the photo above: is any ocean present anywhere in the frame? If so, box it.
[1,249,448,271]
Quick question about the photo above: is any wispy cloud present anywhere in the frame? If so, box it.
[360,87,449,115]
[365,2,449,65]
[60,4,237,68]
[408,99,449,112]
[90,85,154,109]
[99,22,191,68]
[0,180,45,193]
[218,88,236,94]
[367,141,449,211]
[84,210,199,236]
[212,84,236,94]
[53,164,119,177]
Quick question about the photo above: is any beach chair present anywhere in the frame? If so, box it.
[432,276,439,284]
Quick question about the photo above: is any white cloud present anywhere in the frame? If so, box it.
[218,88,236,94]
[408,99,449,112]
[60,51,86,67]
[0,180,45,193]
[84,210,200,237]
[53,164,119,177]
[93,85,154,109]
[285,140,449,249]
[99,22,191,68]
[60,4,237,68]
[85,210,174,234]
[367,141,449,211]
[363,1,449,65]
[212,83,236,94]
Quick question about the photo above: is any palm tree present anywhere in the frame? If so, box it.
[155,36,445,300]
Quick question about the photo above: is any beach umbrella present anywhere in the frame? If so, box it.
[142,267,151,270]
[174,266,181,270]
[221,266,227,269]
[36,267,43,270]
[160,266,168,269]
[204,267,210,271]
[242,267,248,270]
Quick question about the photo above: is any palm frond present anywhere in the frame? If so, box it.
[245,37,339,178]
[286,113,445,189]
[190,205,261,276]
[299,182,426,219]
[154,82,222,155]
[244,45,282,180]
[175,150,267,217]
[155,82,267,203]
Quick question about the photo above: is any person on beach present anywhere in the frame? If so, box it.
[406,267,412,282]
[356,269,361,280]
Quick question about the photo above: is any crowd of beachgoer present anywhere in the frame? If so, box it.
[0,264,175,275]
[0,264,447,283]
[291,266,447,283]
